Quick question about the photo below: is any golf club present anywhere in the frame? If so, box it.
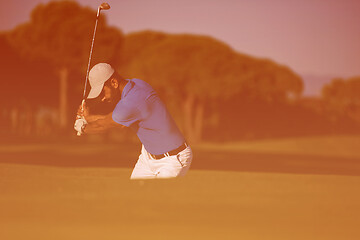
[77,2,110,136]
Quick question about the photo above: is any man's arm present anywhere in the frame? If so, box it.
[85,114,107,123]
[84,112,125,134]
[76,101,124,134]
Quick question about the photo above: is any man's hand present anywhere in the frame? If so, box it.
[77,100,89,119]
[75,100,89,136]
[74,117,87,135]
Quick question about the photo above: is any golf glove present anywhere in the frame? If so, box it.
[74,117,87,135]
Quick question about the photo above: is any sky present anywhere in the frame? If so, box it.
[1,0,359,78]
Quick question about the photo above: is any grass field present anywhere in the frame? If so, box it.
[197,135,360,158]
[1,135,360,240]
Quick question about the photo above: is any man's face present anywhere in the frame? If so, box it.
[101,79,121,104]
[102,85,115,103]
[87,79,121,115]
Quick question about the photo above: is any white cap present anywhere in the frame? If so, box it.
[87,63,115,99]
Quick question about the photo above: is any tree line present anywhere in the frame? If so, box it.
[0,1,359,142]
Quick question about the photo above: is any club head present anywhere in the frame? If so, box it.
[99,2,110,10]
[96,2,110,18]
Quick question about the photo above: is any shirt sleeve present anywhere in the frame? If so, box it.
[112,101,141,127]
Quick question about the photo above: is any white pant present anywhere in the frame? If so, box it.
[130,145,193,179]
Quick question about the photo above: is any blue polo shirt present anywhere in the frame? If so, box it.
[112,79,185,155]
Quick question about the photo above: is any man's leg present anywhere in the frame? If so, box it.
[130,146,157,180]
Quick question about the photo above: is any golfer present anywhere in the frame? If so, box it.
[75,63,192,179]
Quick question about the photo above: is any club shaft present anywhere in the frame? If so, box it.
[82,16,99,99]
[77,3,110,137]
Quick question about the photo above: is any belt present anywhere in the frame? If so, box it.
[149,143,188,160]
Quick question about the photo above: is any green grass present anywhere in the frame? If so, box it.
[196,135,360,158]
[1,135,360,239]
[1,164,360,240]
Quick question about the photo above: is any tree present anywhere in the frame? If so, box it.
[322,77,360,122]
[120,31,304,143]
[121,32,246,143]
[7,1,123,128]
[238,58,303,102]
[119,30,168,73]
